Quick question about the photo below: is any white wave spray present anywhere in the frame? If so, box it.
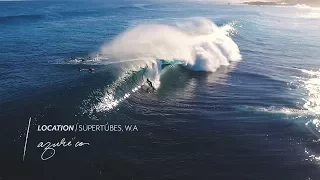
[87,18,242,113]
[99,18,242,73]
[294,4,320,19]
[293,68,320,142]
[294,4,313,9]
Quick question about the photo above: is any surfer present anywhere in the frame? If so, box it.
[146,79,155,90]
[78,67,94,72]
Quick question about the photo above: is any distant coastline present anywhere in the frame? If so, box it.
[242,1,320,7]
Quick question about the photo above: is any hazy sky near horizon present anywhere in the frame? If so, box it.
[0,0,290,3]
[0,0,277,1]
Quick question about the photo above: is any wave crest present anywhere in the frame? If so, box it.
[99,18,242,72]
[82,19,242,114]
[294,4,313,9]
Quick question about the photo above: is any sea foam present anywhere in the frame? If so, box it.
[99,18,242,73]
[87,19,242,113]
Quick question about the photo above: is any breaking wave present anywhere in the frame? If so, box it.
[295,68,320,115]
[98,18,241,73]
[82,18,242,113]
[294,4,313,9]
[237,68,320,141]
[294,4,320,11]
[294,3,320,19]
[293,68,320,139]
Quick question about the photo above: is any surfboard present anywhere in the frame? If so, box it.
[141,84,155,93]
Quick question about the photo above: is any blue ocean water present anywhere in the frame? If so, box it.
[1,1,320,179]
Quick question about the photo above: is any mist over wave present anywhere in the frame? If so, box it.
[98,18,242,73]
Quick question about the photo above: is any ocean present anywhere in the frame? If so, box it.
[1,1,320,179]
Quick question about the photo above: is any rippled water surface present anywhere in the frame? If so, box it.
[1,1,320,179]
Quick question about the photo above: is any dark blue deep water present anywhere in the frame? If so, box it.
[1,1,320,180]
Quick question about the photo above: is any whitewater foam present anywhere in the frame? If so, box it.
[295,69,320,115]
[238,105,312,117]
[298,12,320,19]
[99,18,241,73]
[294,3,320,19]
[85,19,241,113]
[294,4,313,9]
[305,148,320,163]
[289,68,320,140]
[294,4,320,11]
